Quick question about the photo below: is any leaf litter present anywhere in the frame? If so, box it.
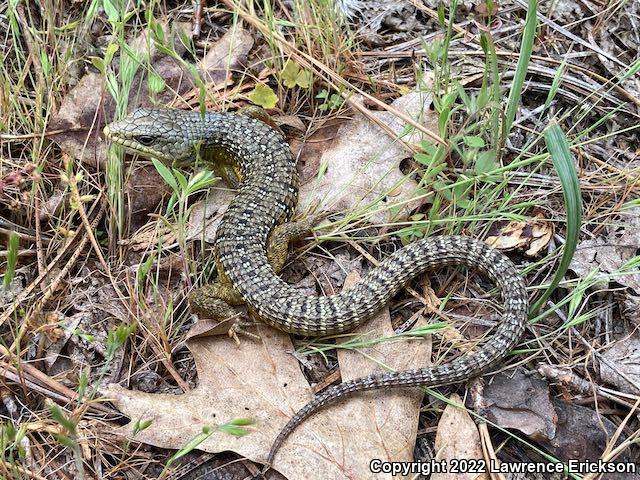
[107,270,432,479]
[6,0,640,478]
[570,206,640,293]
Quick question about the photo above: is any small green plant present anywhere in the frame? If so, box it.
[99,0,141,243]
[151,159,218,218]
[316,88,344,111]
[433,178,472,209]
[409,0,541,243]
[530,124,581,313]
[76,368,89,405]
[396,213,428,244]
[133,418,153,436]
[151,159,218,279]
[123,417,154,453]
[0,422,28,467]
[280,60,312,88]
[106,323,138,361]
[504,0,538,136]
[49,402,85,478]
[248,83,279,109]
[164,418,254,470]
[136,253,156,301]
[72,329,97,343]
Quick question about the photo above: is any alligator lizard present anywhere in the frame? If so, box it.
[104,107,529,466]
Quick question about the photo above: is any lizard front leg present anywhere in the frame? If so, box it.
[187,268,258,344]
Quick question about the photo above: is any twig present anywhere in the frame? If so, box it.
[470,378,507,480]
[537,363,639,411]
[0,195,104,329]
[0,351,117,415]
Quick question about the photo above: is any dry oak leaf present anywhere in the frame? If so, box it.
[105,270,432,479]
[199,23,254,86]
[188,90,438,241]
[569,206,640,293]
[431,393,488,480]
[297,90,437,225]
[600,333,640,395]
[485,213,553,256]
[482,368,557,442]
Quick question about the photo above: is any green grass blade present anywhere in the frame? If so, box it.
[531,124,582,313]
[543,58,566,111]
[3,232,20,289]
[504,0,538,135]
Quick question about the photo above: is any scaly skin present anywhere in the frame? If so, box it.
[104,107,529,466]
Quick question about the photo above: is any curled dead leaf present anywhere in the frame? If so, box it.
[485,213,553,256]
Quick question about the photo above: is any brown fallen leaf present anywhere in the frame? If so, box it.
[106,270,433,479]
[200,23,254,86]
[296,90,436,224]
[49,72,108,170]
[295,119,343,183]
[483,368,557,441]
[432,393,489,480]
[600,333,640,395]
[485,213,553,257]
[569,206,640,293]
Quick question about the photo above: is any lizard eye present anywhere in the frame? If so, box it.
[135,135,155,146]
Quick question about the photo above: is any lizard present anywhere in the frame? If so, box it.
[103,107,528,466]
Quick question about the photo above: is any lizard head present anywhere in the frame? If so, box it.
[103,108,199,163]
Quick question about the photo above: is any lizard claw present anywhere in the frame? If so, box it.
[228,320,260,345]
